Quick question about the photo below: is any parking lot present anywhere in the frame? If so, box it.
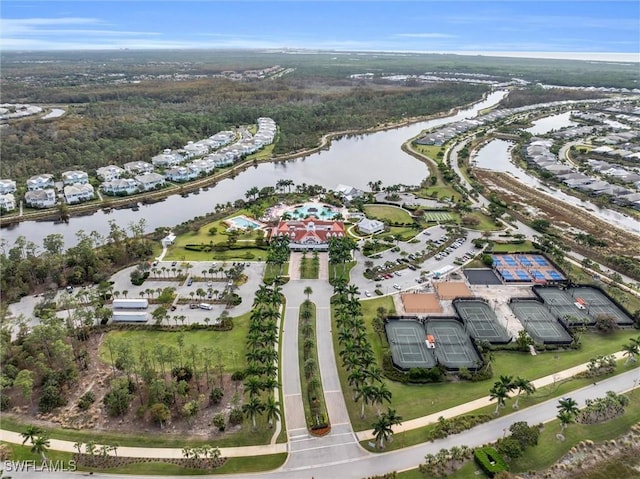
[351,226,483,296]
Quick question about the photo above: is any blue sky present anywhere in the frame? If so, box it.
[1,1,639,60]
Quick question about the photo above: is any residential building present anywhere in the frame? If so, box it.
[0,193,16,212]
[135,172,166,191]
[268,218,345,251]
[96,165,125,182]
[357,218,386,235]
[26,174,54,191]
[61,170,89,185]
[151,149,184,168]
[123,161,154,175]
[101,178,139,196]
[25,189,56,208]
[0,179,17,195]
[164,166,198,183]
[334,184,364,202]
[64,183,95,204]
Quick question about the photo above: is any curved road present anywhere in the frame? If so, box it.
[6,369,639,479]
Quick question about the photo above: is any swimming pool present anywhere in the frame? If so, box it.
[291,203,339,219]
[225,215,263,229]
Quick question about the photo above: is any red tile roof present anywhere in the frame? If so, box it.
[269,218,345,245]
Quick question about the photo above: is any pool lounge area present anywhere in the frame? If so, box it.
[224,215,264,230]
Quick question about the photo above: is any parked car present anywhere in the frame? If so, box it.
[170,305,177,311]
[364,291,371,297]
[189,304,199,309]
[393,284,401,290]
[187,278,193,286]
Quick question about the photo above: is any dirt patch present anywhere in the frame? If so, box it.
[434,281,471,300]
[401,293,443,314]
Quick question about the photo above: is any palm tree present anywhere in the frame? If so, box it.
[264,396,281,428]
[512,377,536,409]
[557,410,575,434]
[372,415,393,450]
[489,383,509,416]
[370,383,393,416]
[242,397,265,431]
[30,435,50,461]
[622,341,639,365]
[557,397,579,417]
[73,441,83,454]
[244,376,262,397]
[20,425,43,445]
[303,286,313,301]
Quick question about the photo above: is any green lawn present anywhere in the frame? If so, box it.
[364,205,414,224]
[414,144,446,161]
[461,212,502,231]
[299,257,319,279]
[491,241,537,253]
[334,301,640,431]
[99,317,249,374]
[387,226,421,241]
[417,185,463,202]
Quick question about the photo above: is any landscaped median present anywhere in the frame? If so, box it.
[298,300,330,435]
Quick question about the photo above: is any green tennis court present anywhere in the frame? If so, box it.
[453,299,511,343]
[510,300,573,344]
[425,319,482,370]
[385,320,437,370]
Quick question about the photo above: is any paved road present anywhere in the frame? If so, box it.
[7,369,638,479]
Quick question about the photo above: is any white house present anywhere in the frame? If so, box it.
[164,166,198,182]
[0,179,17,195]
[151,149,184,168]
[26,174,54,191]
[64,183,94,204]
[101,178,139,196]
[0,193,16,211]
[335,184,364,202]
[25,189,56,208]
[357,218,386,235]
[96,165,125,182]
[208,153,234,168]
[181,141,209,159]
[123,161,154,175]
[135,172,166,191]
[188,158,216,174]
[61,170,89,185]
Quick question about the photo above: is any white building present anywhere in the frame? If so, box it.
[25,189,56,208]
[0,193,16,211]
[188,158,216,174]
[357,218,386,235]
[64,183,95,204]
[101,178,139,196]
[151,149,184,168]
[96,165,126,182]
[0,179,17,195]
[135,172,166,191]
[164,166,199,182]
[26,174,54,191]
[123,161,154,175]
[61,170,89,185]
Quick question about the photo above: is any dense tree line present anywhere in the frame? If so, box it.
[0,219,152,303]
[0,76,487,181]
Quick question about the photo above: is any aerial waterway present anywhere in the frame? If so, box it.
[1,91,508,248]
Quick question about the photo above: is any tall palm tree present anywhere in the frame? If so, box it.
[557,397,579,417]
[303,286,313,301]
[30,435,50,461]
[370,383,393,416]
[264,396,281,428]
[622,341,639,365]
[489,383,509,416]
[244,376,262,397]
[557,410,575,434]
[242,397,265,432]
[20,425,43,445]
[372,414,393,450]
[512,377,536,409]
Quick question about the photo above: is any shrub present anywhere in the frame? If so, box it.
[171,365,193,383]
[213,413,226,432]
[228,408,243,425]
[209,387,224,405]
[474,447,509,478]
[78,391,96,411]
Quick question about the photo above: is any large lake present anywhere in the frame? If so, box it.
[1,91,507,248]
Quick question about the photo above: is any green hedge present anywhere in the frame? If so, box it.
[473,447,509,478]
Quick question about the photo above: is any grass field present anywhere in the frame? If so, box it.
[417,185,463,202]
[99,314,250,373]
[491,241,537,253]
[414,144,446,161]
[299,257,319,279]
[364,205,414,224]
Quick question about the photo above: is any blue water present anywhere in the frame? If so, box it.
[291,203,338,219]
[227,215,262,229]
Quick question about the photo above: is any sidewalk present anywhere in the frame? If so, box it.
[356,350,627,441]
